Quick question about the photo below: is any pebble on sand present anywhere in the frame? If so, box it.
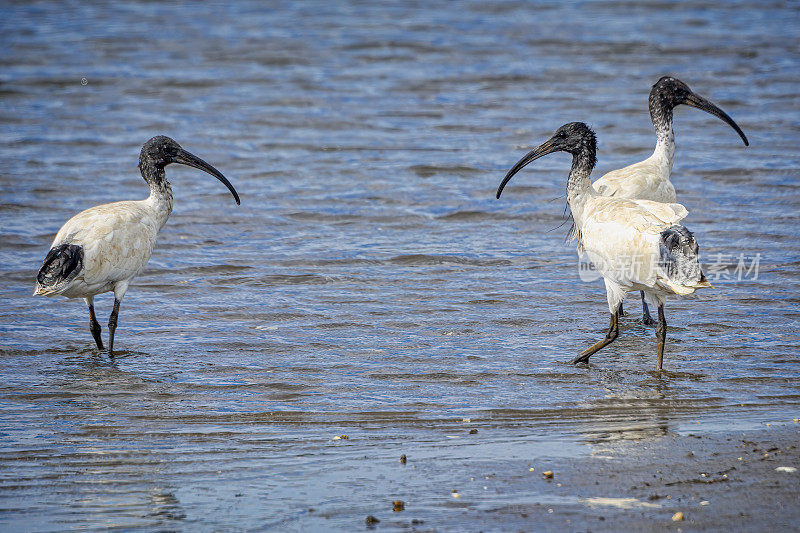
[542,471,554,479]
[393,500,405,512]
[365,515,380,525]
[332,435,348,440]
[775,466,797,473]
[672,512,685,521]
[400,454,407,464]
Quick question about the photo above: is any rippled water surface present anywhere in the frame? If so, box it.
[1,1,799,530]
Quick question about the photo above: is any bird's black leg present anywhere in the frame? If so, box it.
[641,291,656,326]
[655,304,667,370]
[570,305,620,365]
[618,302,625,317]
[107,298,121,358]
[86,297,104,350]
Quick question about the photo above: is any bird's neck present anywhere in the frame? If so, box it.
[566,150,597,222]
[140,163,173,230]
[566,150,596,201]
[650,100,675,172]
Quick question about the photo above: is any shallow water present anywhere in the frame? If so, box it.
[1,0,799,530]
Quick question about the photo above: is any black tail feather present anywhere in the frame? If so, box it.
[659,225,701,280]
[37,244,83,288]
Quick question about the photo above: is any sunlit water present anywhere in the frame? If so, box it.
[1,1,799,529]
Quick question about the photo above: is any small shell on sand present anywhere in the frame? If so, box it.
[542,471,554,479]
[332,435,348,440]
[775,466,797,473]
[393,500,405,512]
[672,512,685,521]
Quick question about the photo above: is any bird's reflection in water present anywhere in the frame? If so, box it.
[147,489,186,521]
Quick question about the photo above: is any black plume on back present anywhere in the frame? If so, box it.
[37,244,84,288]
[659,225,702,282]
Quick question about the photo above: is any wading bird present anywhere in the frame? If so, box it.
[34,136,240,357]
[497,122,711,370]
[592,76,748,325]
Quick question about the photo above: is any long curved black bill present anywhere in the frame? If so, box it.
[496,139,557,199]
[684,93,749,146]
[174,149,241,205]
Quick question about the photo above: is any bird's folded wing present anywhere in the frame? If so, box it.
[630,199,688,225]
[52,201,158,286]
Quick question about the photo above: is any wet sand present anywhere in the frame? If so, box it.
[365,424,800,532]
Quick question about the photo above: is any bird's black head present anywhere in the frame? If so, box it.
[546,122,597,156]
[650,76,694,110]
[139,135,184,169]
[138,135,240,205]
[649,76,749,146]
[496,122,596,199]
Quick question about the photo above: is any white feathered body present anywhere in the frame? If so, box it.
[591,136,676,203]
[34,192,171,299]
[571,189,708,313]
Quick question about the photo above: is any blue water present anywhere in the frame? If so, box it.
[1,1,799,530]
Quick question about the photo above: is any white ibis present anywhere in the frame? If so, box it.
[497,122,711,370]
[592,76,748,324]
[34,136,240,357]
